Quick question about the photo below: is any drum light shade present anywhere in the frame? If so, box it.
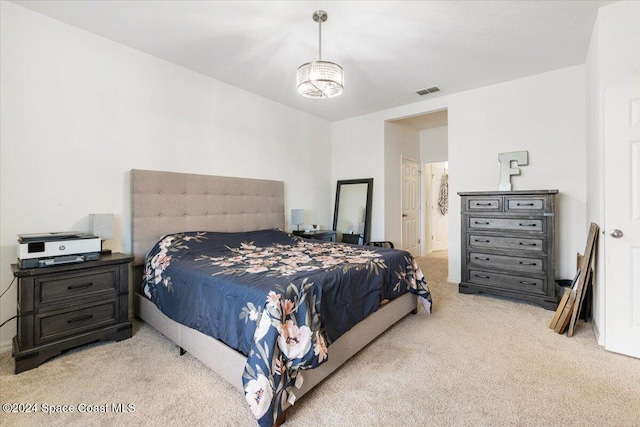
[297,61,344,98]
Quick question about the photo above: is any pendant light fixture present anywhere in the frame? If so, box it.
[296,10,344,98]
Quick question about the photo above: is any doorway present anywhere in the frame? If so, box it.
[386,108,448,255]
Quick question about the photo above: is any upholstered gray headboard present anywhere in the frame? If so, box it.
[130,169,285,266]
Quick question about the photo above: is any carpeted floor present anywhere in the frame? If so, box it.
[1,252,639,426]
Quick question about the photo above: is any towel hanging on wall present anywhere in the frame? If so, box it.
[438,174,449,216]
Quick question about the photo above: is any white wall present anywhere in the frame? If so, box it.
[331,114,387,240]
[420,126,448,164]
[331,99,449,243]
[333,66,586,287]
[0,2,332,350]
[448,65,587,283]
[384,121,420,247]
[586,0,640,344]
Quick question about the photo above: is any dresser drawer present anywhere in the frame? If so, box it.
[466,197,502,211]
[469,251,545,273]
[34,299,119,345]
[505,196,548,213]
[469,217,544,232]
[35,268,118,308]
[468,269,545,295]
[468,234,544,252]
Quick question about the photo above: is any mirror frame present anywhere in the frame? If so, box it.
[332,178,373,244]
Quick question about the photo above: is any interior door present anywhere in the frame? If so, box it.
[431,163,449,251]
[402,157,420,257]
[604,82,640,358]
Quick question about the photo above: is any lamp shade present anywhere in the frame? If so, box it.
[89,213,114,239]
[291,209,305,226]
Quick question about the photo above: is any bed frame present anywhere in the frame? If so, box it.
[130,169,417,424]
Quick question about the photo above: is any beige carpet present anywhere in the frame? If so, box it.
[1,252,639,426]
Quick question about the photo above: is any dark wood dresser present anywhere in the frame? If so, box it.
[458,190,559,310]
[12,253,132,373]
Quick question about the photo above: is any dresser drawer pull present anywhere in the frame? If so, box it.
[474,256,491,261]
[474,274,491,279]
[518,242,537,247]
[519,261,537,266]
[474,239,491,243]
[474,221,490,225]
[474,203,494,206]
[519,223,537,227]
[67,314,93,324]
[516,202,535,206]
[519,280,535,285]
[67,282,93,290]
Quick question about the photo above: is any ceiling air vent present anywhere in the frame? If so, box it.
[416,86,440,96]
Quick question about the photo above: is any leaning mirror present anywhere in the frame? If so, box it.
[332,178,373,245]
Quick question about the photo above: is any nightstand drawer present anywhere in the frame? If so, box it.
[468,269,545,295]
[36,268,118,307]
[469,251,545,273]
[35,299,119,345]
[468,234,544,252]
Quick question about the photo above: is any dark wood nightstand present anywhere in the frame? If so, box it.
[292,230,337,242]
[341,233,363,244]
[12,253,133,373]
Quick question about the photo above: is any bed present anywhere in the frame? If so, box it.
[130,169,431,426]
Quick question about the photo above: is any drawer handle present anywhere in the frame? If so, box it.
[519,223,537,227]
[67,314,93,323]
[474,256,491,261]
[474,221,490,225]
[474,274,491,279]
[516,202,535,206]
[518,242,537,247]
[475,203,493,206]
[474,239,491,243]
[519,261,537,266]
[67,282,93,290]
[519,280,535,285]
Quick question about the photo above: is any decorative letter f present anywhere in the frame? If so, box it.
[498,151,529,191]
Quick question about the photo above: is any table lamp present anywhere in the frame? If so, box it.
[89,213,114,255]
[291,209,305,231]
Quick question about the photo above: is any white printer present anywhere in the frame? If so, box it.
[18,232,101,268]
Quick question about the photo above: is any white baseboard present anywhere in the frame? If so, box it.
[447,276,460,284]
[0,338,12,354]
[592,322,604,346]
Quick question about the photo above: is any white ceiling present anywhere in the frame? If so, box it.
[13,0,612,122]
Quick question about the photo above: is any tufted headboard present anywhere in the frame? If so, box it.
[130,169,285,266]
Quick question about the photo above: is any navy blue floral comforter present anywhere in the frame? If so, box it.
[143,229,431,427]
